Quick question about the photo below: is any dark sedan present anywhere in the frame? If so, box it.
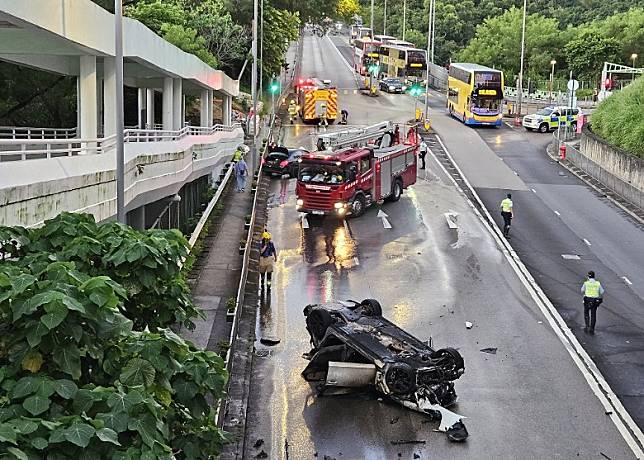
[379,78,406,93]
[262,146,309,178]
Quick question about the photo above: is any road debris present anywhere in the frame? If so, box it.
[301,299,467,442]
[600,453,612,460]
[253,439,264,448]
[390,416,400,424]
[465,321,473,329]
[260,336,281,346]
[255,450,268,459]
[480,347,498,354]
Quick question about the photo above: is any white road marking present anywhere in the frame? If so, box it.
[377,209,392,229]
[301,216,309,229]
[583,238,592,246]
[554,210,561,216]
[622,276,632,286]
[433,135,644,457]
[561,254,581,260]
[353,257,360,266]
[531,188,537,194]
[325,34,356,75]
[513,170,519,176]
[504,122,514,129]
[342,218,350,233]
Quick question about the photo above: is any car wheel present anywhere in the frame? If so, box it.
[350,194,366,218]
[306,308,333,341]
[385,178,403,203]
[360,299,382,316]
[432,347,465,381]
[538,123,549,133]
[385,362,416,395]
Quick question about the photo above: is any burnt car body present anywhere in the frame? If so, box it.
[263,146,308,177]
[302,299,468,441]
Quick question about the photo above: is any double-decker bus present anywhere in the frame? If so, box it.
[373,34,396,44]
[354,38,381,75]
[378,44,427,84]
[387,39,415,48]
[447,63,504,127]
[350,26,372,44]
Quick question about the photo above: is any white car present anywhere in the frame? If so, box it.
[522,106,581,133]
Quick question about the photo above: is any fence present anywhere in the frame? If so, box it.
[0,126,77,140]
[0,124,242,161]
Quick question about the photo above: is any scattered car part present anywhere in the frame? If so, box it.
[302,299,467,442]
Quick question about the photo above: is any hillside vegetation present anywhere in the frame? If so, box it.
[591,77,644,157]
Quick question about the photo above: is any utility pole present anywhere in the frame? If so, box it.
[251,0,258,175]
[370,0,374,31]
[430,0,436,63]
[259,0,263,99]
[402,0,406,41]
[114,0,125,224]
[383,0,387,35]
[517,0,527,117]
[424,0,433,122]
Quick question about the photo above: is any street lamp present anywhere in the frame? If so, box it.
[402,0,406,41]
[516,0,527,117]
[549,59,556,104]
[383,0,387,35]
[423,0,434,122]
[631,53,638,82]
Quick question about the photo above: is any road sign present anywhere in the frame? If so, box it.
[567,79,579,91]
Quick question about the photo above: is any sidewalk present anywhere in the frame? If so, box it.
[181,170,253,353]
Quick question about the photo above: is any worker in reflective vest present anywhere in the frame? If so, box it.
[500,193,513,237]
[581,270,604,334]
[318,103,329,130]
[232,146,244,163]
[288,100,298,124]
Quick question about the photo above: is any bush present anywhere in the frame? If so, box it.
[591,76,644,157]
[0,214,228,458]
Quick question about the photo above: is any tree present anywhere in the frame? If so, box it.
[564,31,620,82]
[260,6,300,81]
[337,0,361,23]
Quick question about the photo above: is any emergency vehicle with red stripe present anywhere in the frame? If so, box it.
[296,77,338,123]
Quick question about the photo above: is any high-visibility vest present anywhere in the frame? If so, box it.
[288,104,297,115]
[501,198,513,212]
[233,150,243,161]
[584,279,601,298]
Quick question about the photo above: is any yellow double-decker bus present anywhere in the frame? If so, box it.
[447,63,504,127]
[378,44,427,85]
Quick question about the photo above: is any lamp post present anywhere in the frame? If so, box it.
[549,59,556,104]
[423,0,434,122]
[402,0,406,41]
[259,0,263,99]
[370,0,374,31]
[114,0,125,224]
[516,0,527,117]
[383,0,387,35]
[631,53,638,82]
[251,0,258,175]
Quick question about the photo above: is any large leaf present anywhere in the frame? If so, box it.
[54,379,78,399]
[64,422,95,448]
[13,290,64,321]
[30,436,48,450]
[120,358,155,387]
[9,418,39,435]
[11,377,37,399]
[10,273,37,296]
[127,415,159,448]
[53,344,81,379]
[73,389,97,413]
[40,304,69,330]
[26,322,49,347]
[106,389,143,413]
[96,411,129,433]
[22,394,51,416]
[96,427,121,446]
[6,447,28,460]
[0,423,17,444]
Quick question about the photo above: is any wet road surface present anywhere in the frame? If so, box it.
[242,33,639,459]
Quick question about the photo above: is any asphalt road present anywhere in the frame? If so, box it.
[242,33,639,459]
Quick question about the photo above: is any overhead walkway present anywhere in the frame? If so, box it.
[0,0,245,227]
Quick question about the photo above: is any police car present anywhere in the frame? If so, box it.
[522,106,581,133]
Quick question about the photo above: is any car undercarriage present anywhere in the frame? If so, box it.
[301,299,469,442]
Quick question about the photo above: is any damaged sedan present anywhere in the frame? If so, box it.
[302,299,468,442]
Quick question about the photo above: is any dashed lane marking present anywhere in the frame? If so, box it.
[622,276,633,286]
[561,254,581,260]
[531,188,537,193]
[583,238,591,246]
[554,210,561,216]
[353,257,360,266]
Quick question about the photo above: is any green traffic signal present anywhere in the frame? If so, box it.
[269,81,279,94]
[409,85,422,96]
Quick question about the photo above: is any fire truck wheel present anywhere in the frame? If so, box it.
[350,195,366,217]
[385,179,403,203]
[360,299,383,316]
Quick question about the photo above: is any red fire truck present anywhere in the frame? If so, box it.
[295,124,419,218]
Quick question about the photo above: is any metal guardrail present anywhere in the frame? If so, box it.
[0,126,77,140]
[0,124,242,161]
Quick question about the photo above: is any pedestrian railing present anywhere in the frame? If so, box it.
[0,126,77,140]
[0,123,242,162]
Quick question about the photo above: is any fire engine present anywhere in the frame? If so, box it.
[295,122,419,218]
[296,77,338,123]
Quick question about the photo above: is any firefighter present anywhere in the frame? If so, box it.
[288,99,298,124]
[259,231,277,289]
[340,109,348,125]
[318,103,329,131]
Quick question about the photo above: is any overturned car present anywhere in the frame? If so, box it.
[302,299,468,441]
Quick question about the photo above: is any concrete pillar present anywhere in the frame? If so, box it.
[146,88,155,128]
[79,55,97,140]
[162,77,173,131]
[207,89,214,127]
[172,78,183,130]
[223,94,232,126]
[200,89,209,127]
[128,206,146,230]
[137,88,145,129]
[103,57,116,137]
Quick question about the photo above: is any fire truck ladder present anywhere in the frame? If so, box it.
[315,121,393,151]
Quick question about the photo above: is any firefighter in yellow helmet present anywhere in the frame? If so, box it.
[288,99,299,124]
[259,231,277,289]
[318,102,329,130]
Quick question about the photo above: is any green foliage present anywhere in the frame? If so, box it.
[564,31,620,82]
[0,213,228,458]
[261,6,301,81]
[336,0,361,23]
[591,76,644,157]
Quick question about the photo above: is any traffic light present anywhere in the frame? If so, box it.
[409,84,423,97]
[368,63,380,75]
[269,80,280,94]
